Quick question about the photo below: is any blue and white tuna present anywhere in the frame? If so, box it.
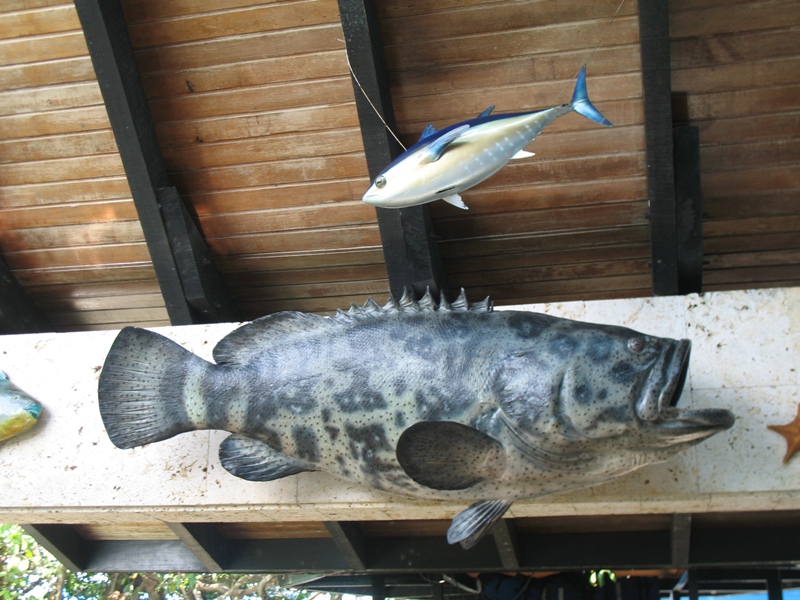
[362,66,613,210]
[98,291,734,549]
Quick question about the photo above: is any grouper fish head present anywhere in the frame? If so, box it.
[491,321,735,475]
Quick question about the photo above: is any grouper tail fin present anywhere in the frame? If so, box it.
[569,66,613,127]
[98,327,211,449]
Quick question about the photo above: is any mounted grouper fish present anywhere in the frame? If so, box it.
[98,291,734,548]
[362,67,612,210]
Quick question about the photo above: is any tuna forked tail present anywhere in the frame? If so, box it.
[569,66,613,127]
[98,326,210,449]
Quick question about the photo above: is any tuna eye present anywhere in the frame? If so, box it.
[375,176,387,189]
[627,337,646,353]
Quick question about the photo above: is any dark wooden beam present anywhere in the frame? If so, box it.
[673,126,704,294]
[166,523,227,573]
[22,525,90,572]
[337,0,448,300]
[30,524,800,574]
[73,0,237,325]
[0,257,51,334]
[767,572,784,600]
[638,0,679,295]
[671,513,692,570]
[491,519,520,571]
[324,521,368,571]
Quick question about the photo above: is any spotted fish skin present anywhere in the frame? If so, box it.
[98,291,734,548]
[0,371,42,442]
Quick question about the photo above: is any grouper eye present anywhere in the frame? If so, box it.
[375,175,387,189]
[627,337,646,353]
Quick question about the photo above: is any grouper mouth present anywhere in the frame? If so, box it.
[637,340,734,439]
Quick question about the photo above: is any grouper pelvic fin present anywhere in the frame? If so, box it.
[447,499,513,549]
[396,421,507,491]
[219,434,315,481]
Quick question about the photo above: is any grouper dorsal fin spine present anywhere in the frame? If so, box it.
[213,289,493,364]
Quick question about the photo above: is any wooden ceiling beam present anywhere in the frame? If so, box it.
[19,522,800,574]
[73,0,238,325]
[0,257,51,334]
[166,523,227,573]
[324,521,369,571]
[638,0,680,295]
[337,0,449,301]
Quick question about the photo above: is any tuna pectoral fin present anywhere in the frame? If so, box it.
[396,421,507,490]
[442,193,468,210]
[421,124,470,163]
[98,327,209,449]
[447,499,513,549]
[219,434,314,482]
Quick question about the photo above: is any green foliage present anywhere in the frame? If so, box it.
[0,525,320,600]
[0,523,65,599]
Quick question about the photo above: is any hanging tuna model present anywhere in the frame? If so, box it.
[98,291,734,548]
[362,66,612,210]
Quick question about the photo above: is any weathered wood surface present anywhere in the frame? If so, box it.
[669,0,800,294]
[0,2,160,332]
[1,288,798,532]
[0,0,798,332]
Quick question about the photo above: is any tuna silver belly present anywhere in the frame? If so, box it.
[98,290,734,548]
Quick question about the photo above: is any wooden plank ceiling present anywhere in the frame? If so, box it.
[0,0,798,332]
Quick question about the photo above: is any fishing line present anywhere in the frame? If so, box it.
[338,0,624,152]
[337,38,407,151]
[551,0,627,104]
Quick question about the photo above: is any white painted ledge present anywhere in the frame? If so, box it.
[1,287,798,525]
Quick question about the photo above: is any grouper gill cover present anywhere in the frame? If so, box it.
[98,290,735,548]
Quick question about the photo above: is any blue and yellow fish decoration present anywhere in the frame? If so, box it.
[0,371,42,442]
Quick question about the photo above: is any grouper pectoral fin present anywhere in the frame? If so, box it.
[219,434,314,482]
[396,421,507,490]
[447,499,513,549]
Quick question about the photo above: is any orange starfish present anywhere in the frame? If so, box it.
[768,404,800,464]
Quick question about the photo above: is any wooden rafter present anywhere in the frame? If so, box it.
[337,0,449,300]
[638,0,680,295]
[73,0,238,325]
[0,257,51,334]
[20,521,800,573]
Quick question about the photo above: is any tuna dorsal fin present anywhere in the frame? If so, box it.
[396,421,507,490]
[478,105,495,117]
[421,124,470,163]
[219,434,314,481]
[418,123,437,141]
[213,311,330,364]
[447,499,513,548]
